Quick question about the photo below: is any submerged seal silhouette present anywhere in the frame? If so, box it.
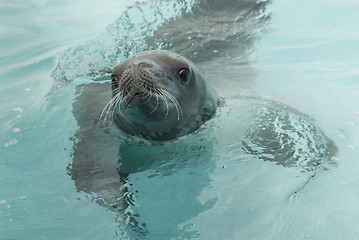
[102,50,220,140]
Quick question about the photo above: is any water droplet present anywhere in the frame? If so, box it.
[12,128,21,133]
[338,133,346,139]
[4,139,18,148]
[13,107,23,113]
[348,145,356,150]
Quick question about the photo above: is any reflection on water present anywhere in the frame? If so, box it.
[242,103,337,171]
[69,81,218,237]
[69,85,336,238]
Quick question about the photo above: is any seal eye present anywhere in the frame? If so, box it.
[179,68,190,83]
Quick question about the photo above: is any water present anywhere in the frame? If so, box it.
[1,0,359,239]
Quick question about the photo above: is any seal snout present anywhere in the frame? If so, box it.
[119,61,159,105]
[130,62,151,80]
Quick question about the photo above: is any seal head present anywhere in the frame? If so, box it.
[107,50,219,141]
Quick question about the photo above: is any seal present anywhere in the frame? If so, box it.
[101,50,220,141]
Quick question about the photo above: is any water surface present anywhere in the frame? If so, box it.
[1,0,359,239]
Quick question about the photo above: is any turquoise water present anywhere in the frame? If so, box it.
[1,0,359,239]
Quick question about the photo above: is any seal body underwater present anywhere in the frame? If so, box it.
[104,50,220,141]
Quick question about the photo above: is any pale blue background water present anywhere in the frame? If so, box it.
[1,0,359,239]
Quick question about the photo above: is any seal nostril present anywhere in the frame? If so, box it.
[138,62,151,68]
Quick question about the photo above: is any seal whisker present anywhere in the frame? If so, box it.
[157,89,169,119]
[100,94,117,120]
[160,89,183,121]
[107,93,122,119]
[120,77,131,94]
[112,88,120,94]
[148,92,159,115]
[158,83,183,97]
[112,93,123,120]
[102,86,128,123]
[100,92,121,123]
[142,88,153,104]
